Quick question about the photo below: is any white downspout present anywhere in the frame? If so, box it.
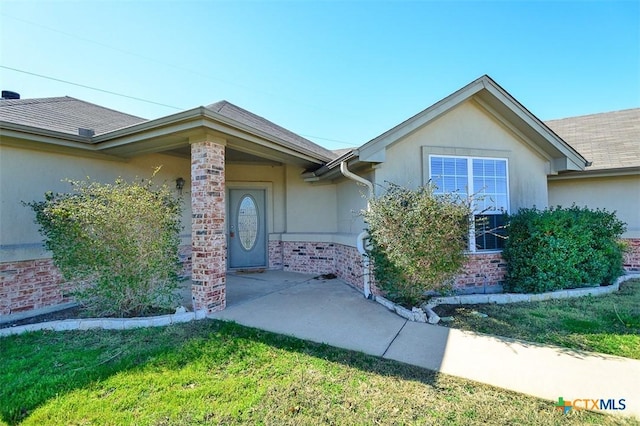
[340,161,374,299]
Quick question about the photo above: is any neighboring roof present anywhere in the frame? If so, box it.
[206,100,336,160]
[0,96,146,137]
[331,148,356,157]
[545,108,640,171]
[356,75,589,173]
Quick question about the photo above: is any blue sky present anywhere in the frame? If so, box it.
[1,1,638,150]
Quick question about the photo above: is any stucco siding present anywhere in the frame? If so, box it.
[336,177,368,234]
[548,174,640,238]
[226,163,286,234]
[285,165,337,233]
[0,145,191,262]
[372,101,550,212]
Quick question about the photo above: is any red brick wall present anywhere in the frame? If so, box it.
[190,140,226,313]
[623,238,640,272]
[268,240,283,269]
[455,252,507,291]
[335,243,364,290]
[0,259,69,315]
[282,242,336,275]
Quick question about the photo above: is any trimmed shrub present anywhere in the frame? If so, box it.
[25,174,183,317]
[503,206,627,293]
[363,183,470,307]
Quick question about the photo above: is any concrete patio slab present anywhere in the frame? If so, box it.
[210,272,407,355]
[207,270,640,419]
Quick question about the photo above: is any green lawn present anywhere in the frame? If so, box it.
[434,279,640,359]
[0,320,631,425]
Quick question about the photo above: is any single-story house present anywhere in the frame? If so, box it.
[1,75,638,316]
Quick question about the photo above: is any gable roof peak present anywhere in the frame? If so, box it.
[204,99,336,160]
[357,75,588,172]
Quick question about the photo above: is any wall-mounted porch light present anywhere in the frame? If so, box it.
[176,177,185,195]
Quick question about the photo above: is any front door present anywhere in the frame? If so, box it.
[228,189,267,268]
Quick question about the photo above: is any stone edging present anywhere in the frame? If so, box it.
[374,274,640,325]
[0,309,208,337]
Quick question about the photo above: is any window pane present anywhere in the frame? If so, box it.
[472,159,508,214]
[475,214,506,250]
[473,176,485,191]
[443,159,456,175]
[473,160,483,175]
[431,157,443,176]
[496,178,507,193]
[456,158,468,176]
[432,176,443,193]
[485,160,495,176]
[486,178,496,193]
[443,176,456,192]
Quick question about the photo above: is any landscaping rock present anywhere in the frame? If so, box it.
[412,307,427,323]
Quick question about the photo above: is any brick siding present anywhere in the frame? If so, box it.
[623,238,640,272]
[4,237,637,316]
[0,259,69,315]
[190,140,226,313]
[268,240,283,269]
[455,252,507,291]
[282,242,336,275]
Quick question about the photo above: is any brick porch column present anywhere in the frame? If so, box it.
[190,134,226,313]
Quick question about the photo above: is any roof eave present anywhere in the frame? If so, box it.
[91,107,331,165]
[548,166,640,180]
[0,121,93,145]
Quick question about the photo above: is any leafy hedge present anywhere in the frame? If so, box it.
[25,175,183,317]
[364,183,470,307]
[503,206,627,293]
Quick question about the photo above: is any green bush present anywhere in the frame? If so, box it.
[363,183,470,307]
[503,206,627,293]
[25,174,183,317]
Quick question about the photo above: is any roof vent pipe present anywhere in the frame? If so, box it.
[1,90,20,100]
[340,161,374,299]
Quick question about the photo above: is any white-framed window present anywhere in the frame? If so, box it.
[429,155,509,251]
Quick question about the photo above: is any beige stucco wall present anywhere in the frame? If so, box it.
[284,165,337,233]
[548,174,640,238]
[336,175,369,234]
[0,145,192,262]
[226,163,286,235]
[372,101,550,213]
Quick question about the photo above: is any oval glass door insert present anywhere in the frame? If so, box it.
[237,195,259,251]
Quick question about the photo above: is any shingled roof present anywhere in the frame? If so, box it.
[0,96,147,137]
[545,108,640,171]
[206,100,336,160]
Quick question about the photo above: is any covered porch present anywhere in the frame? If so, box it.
[95,102,340,313]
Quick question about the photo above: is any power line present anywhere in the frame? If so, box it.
[0,12,365,121]
[298,134,357,146]
[0,65,183,111]
[1,64,361,147]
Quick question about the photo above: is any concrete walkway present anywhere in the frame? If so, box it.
[211,271,640,418]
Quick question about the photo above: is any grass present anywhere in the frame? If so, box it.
[0,321,632,425]
[434,279,640,359]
